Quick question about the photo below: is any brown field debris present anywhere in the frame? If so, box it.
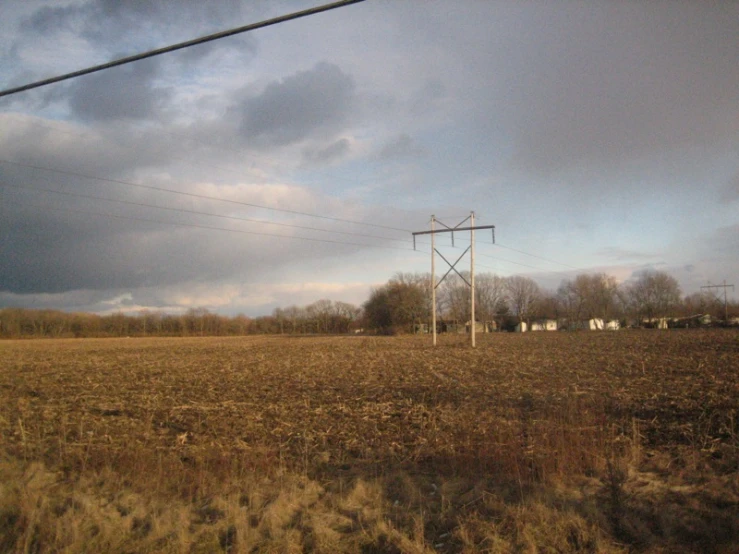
[1,330,737,552]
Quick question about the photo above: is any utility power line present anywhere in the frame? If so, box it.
[1,161,582,277]
[474,251,574,276]
[493,242,580,270]
[5,156,579,273]
[437,235,582,275]
[0,181,413,245]
[1,114,429,222]
[4,196,425,255]
[0,159,408,233]
[0,0,367,98]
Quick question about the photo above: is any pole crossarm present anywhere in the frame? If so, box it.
[412,224,495,250]
[412,224,495,236]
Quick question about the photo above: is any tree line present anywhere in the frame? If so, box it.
[0,269,735,338]
[0,299,360,339]
[362,269,738,333]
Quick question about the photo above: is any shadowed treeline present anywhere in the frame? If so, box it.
[0,299,360,338]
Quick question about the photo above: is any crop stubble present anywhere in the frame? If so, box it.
[2,331,737,480]
[1,330,738,552]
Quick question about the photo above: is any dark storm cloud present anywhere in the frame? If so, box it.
[21,4,84,34]
[238,62,356,147]
[0,202,132,294]
[0,131,393,298]
[0,194,302,295]
[67,58,169,122]
[11,0,257,115]
[78,0,259,62]
[22,0,250,47]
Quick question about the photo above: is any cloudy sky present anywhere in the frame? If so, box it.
[1,0,737,316]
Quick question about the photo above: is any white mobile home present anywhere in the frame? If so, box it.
[531,319,558,331]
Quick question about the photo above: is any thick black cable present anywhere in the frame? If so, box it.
[0,0,367,98]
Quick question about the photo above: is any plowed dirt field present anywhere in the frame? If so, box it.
[1,330,737,553]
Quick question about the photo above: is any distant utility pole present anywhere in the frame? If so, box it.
[412,212,495,347]
[701,280,735,322]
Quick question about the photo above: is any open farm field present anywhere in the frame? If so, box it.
[1,330,738,553]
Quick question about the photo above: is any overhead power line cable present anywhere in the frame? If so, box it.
[494,242,580,270]
[0,181,413,245]
[431,233,581,274]
[474,251,574,277]
[4,196,427,255]
[1,113,432,220]
[0,0,368,98]
[0,159,409,233]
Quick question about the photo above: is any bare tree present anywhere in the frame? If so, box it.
[506,276,541,324]
[438,272,470,322]
[682,291,722,318]
[475,273,508,323]
[557,273,619,324]
[626,269,681,322]
[535,290,560,320]
[557,276,588,323]
[589,273,619,320]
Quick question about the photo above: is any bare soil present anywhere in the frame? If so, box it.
[1,330,737,552]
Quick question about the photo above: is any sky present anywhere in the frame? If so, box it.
[1,0,737,316]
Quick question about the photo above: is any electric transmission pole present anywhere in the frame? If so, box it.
[412,212,495,347]
[701,280,735,322]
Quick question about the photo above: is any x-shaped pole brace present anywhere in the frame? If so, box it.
[434,247,471,289]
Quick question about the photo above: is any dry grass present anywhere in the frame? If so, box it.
[1,330,737,552]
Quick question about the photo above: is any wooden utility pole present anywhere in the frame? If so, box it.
[412,212,495,347]
[701,280,735,322]
[470,211,476,347]
[431,215,437,346]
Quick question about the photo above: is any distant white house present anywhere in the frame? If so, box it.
[531,319,558,331]
[589,318,604,330]
[567,318,619,331]
[642,317,671,329]
[466,321,496,333]
[515,321,528,333]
